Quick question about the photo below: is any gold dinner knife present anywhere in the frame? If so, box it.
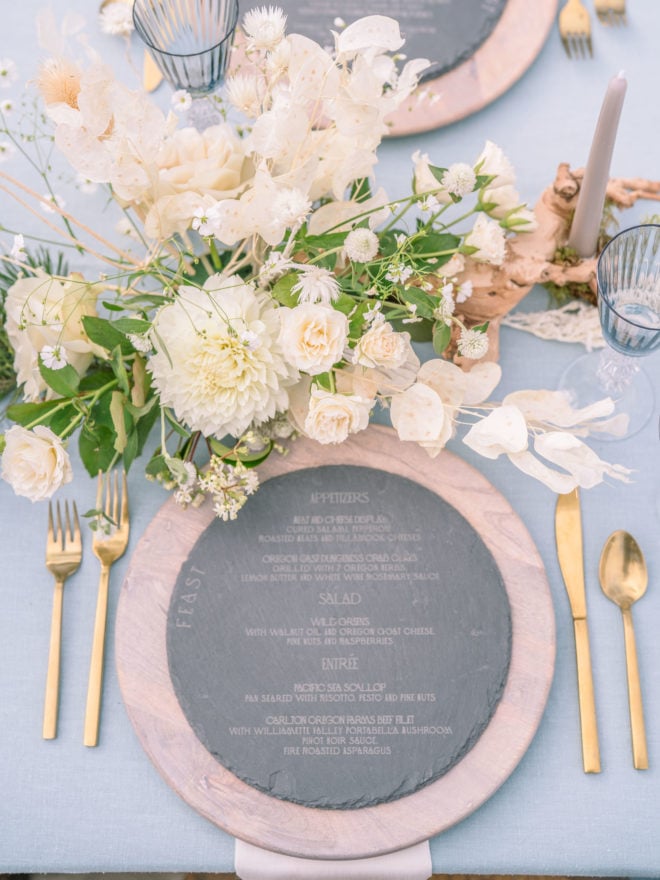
[555,488,601,773]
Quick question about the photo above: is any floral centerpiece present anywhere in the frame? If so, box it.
[0,9,629,518]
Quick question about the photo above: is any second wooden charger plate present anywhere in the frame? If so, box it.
[115,425,555,859]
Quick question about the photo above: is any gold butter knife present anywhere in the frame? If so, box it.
[555,488,601,773]
[143,50,163,93]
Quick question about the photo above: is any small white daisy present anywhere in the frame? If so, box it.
[333,16,346,27]
[191,204,217,237]
[239,328,260,351]
[99,2,134,36]
[41,345,68,370]
[0,59,18,89]
[441,162,477,198]
[242,5,287,50]
[40,193,66,214]
[76,173,98,195]
[0,140,16,163]
[419,194,440,213]
[457,327,489,360]
[456,280,473,303]
[344,228,379,264]
[9,233,25,261]
[1,98,14,114]
[171,89,192,112]
[385,262,413,285]
[434,293,455,325]
[292,266,340,305]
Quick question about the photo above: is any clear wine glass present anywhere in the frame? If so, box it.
[132,0,239,130]
[559,224,660,440]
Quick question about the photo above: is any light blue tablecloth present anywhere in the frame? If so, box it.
[2,1,660,874]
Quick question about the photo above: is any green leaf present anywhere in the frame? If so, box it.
[134,398,160,458]
[38,360,80,398]
[410,232,461,268]
[78,423,116,476]
[271,273,299,308]
[111,318,152,335]
[429,165,447,185]
[79,367,115,392]
[122,429,139,472]
[145,452,168,477]
[332,293,357,316]
[6,399,64,427]
[82,315,135,355]
[49,403,79,436]
[472,322,490,333]
[399,287,436,321]
[432,321,452,356]
[209,436,273,468]
[110,391,129,454]
[110,345,130,396]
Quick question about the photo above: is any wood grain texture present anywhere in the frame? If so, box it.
[386,0,557,136]
[115,426,555,860]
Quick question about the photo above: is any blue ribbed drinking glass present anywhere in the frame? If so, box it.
[559,224,660,439]
[133,0,238,126]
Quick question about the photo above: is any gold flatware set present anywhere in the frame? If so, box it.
[558,0,627,59]
[42,471,129,746]
[555,489,649,772]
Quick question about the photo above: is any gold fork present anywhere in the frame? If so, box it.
[43,501,82,740]
[84,471,130,747]
[595,0,627,25]
[559,0,593,58]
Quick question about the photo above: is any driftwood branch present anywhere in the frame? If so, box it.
[448,163,660,365]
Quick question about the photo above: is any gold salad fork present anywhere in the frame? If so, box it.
[595,0,627,25]
[84,471,129,747]
[559,0,593,57]
[43,501,82,739]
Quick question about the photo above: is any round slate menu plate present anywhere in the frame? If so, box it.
[116,425,555,859]
[238,0,558,135]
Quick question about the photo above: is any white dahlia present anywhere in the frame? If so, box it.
[149,274,296,437]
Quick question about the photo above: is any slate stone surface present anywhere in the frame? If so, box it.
[242,0,508,82]
[167,466,512,810]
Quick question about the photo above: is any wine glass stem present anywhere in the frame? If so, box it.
[595,348,640,395]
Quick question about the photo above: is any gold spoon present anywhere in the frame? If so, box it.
[598,530,649,769]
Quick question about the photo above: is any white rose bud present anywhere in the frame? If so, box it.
[279,304,349,375]
[1,425,73,502]
[480,184,522,219]
[411,150,451,203]
[354,322,412,370]
[474,140,516,188]
[304,388,373,444]
[465,214,507,266]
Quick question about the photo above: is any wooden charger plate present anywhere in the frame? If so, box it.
[115,425,555,859]
[388,0,558,135]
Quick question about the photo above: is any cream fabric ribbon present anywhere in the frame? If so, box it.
[235,839,432,880]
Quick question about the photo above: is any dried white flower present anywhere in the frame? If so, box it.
[292,266,340,305]
[441,162,476,198]
[344,228,379,263]
[76,173,98,195]
[272,188,311,230]
[226,73,263,117]
[456,280,473,303]
[242,5,287,50]
[259,252,293,286]
[463,405,528,459]
[99,2,134,36]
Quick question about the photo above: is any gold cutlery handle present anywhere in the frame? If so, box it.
[43,578,64,740]
[573,618,601,773]
[84,564,110,747]
[622,607,648,769]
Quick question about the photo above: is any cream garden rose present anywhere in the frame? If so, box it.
[5,270,99,401]
[353,320,412,370]
[1,425,73,501]
[465,214,506,265]
[279,303,349,375]
[303,388,373,444]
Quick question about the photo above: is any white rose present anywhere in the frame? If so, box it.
[1,425,73,501]
[5,270,99,401]
[465,214,507,266]
[436,252,465,278]
[411,150,451,203]
[390,382,453,457]
[279,304,349,375]
[354,321,411,370]
[474,140,516,187]
[303,388,373,444]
